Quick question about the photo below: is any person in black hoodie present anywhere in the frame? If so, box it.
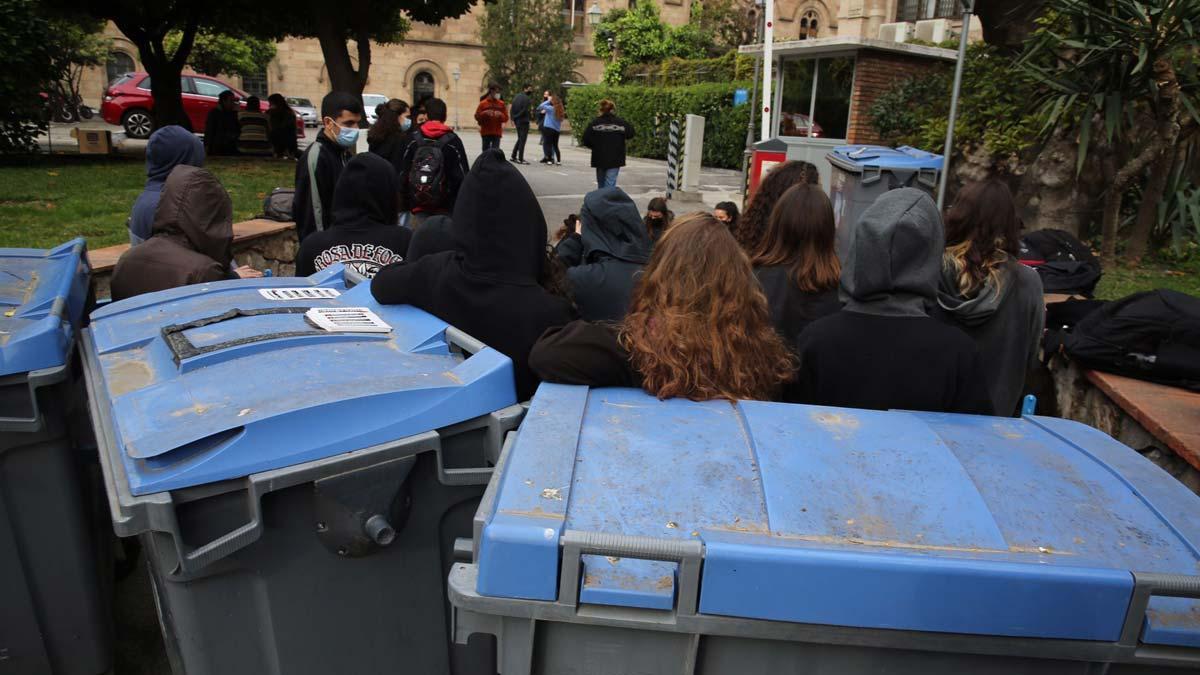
[752,184,843,344]
[295,154,411,278]
[789,188,994,415]
[508,84,533,164]
[372,150,574,400]
[406,214,457,261]
[581,99,635,189]
[554,187,651,322]
[294,92,363,242]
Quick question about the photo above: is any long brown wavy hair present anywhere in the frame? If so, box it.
[619,213,796,402]
[736,161,819,254]
[943,179,1021,297]
[752,184,840,293]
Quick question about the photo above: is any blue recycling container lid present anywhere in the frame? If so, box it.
[477,385,1200,647]
[0,238,90,378]
[85,266,517,495]
[827,144,944,173]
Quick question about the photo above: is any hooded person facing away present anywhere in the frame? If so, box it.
[111,165,238,302]
[295,154,412,279]
[554,187,651,322]
[128,125,204,245]
[371,150,574,400]
[788,188,994,415]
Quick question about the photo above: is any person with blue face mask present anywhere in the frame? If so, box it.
[294,92,363,241]
[367,98,412,178]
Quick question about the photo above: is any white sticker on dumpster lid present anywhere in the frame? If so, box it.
[259,287,342,300]
[304,307,392,333]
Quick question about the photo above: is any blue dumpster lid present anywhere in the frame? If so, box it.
[86,266,517,495]
[477,385,1200,647]
[827,145,944,173]
[0,238,90,378]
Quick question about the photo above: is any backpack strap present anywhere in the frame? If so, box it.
[306,142,324,231]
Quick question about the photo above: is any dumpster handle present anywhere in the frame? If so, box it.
[1118,572,1200,646]
[342,267,369,288]
[445,327,486,357]
[169,482,267,575]
[557,530,705,616]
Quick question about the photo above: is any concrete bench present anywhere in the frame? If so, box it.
[88,218,299,299]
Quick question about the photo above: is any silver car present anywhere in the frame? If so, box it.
[286,97,318,127]
[362,94,388,125]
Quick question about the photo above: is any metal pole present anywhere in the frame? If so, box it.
[760,0,774,141]
[937,0,973,210]
[740,8,763,196]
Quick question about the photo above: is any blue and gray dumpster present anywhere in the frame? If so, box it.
[81,267,523,675]
[1,239,112,675]
[827,145,943,230]
[451,384,1200,674]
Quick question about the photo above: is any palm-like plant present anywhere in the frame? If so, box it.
[1021,0,1200,263]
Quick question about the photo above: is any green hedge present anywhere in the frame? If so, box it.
[622,51,757,87]
[566,81,752,170]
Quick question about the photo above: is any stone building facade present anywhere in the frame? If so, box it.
[80,0,973,125]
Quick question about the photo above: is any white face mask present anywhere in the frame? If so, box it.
[492,93,501,100]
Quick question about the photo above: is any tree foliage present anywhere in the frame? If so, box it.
[480,0,579,96]
[1020,0,1200,263]
[164,29,277,79]
[593,1,714,84]
[0,0,57,152]
[688,0,756,55]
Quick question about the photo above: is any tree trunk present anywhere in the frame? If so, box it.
[1125,146,1177,264]
[1099,58,1182,265]
[115,14,197,131]
[314,7,367,96]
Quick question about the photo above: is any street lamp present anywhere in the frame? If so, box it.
[587,2,602,26]
[452,68,461,130]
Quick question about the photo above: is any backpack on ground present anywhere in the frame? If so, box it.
[261,188,294,222]
[1019,228,1103,296]
[408,134,453,210]
[1045,289,1200,390]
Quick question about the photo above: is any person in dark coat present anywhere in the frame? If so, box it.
[751,184,843,345]
[508,84,533,164]
[554,187,651,322]
[295,154,411,279]
[294,92,363,242]
[367,99,411,176]
[936,179,1045,416]
[644,197,673,244]
[371,150,574,401]
[788,188,994,415]
[406,215,456,261]
[397,97,471,227]
[203,90,240,156]
[111,166,260,301]
[266,94,299,159]
[735,160,819,254]
[581,99,635,189]
[128,125,204,245]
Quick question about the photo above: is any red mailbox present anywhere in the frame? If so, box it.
[749,138,788,199]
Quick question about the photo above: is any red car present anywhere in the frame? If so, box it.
[102,72,303,141]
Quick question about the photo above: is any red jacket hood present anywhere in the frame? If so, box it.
[420,120,453,139]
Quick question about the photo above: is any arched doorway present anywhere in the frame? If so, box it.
[412,71,435,108]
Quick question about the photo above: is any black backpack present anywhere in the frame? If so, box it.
[261,188,294,222]
[408,134,453,210]
[1046,289,1200,390]
[1019,229,1103,296]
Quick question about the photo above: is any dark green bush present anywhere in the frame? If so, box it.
[621,52,756,87]
[566,81,752,169]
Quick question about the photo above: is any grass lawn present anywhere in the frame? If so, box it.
[0,155,294,250]
[1094,252,1200,300]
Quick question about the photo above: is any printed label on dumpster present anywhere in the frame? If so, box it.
[259,287,342,301]
[304,307,392,333]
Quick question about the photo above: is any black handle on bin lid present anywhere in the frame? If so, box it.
[557,530,705,615]
[1118,572,1200,646]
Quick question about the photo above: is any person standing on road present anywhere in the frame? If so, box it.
[367,99,411,175]
[266,94,299,159]
[581,99,635,189]
[475,83,508,152]
[508,84,533,164]
[236,96,272,156]
[293,92,363,242]
[204,90,240,156]
[537,93,564,165]
[399,97,471,228]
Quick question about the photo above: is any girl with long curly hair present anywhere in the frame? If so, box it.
[735,160,819,254]
[936,179,1043,416]
[530,212,795,401]
[752,184,843,344]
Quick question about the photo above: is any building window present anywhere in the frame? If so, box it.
[106,51,135,86]
[562,0,584,33]
[413,71,435,108]
[799,10,819,39]
[777,55,854,140]
[898,0,958,21]
[242,69,268,99]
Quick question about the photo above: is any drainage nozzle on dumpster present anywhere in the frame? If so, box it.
[827,145,943,231]
[1,238,113,675]
[451,384,1200,674]
[81,265,524,675]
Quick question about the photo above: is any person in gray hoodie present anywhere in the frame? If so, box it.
[937,179,1044,416]
[789,188,994,415]
[554,187,652,322]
